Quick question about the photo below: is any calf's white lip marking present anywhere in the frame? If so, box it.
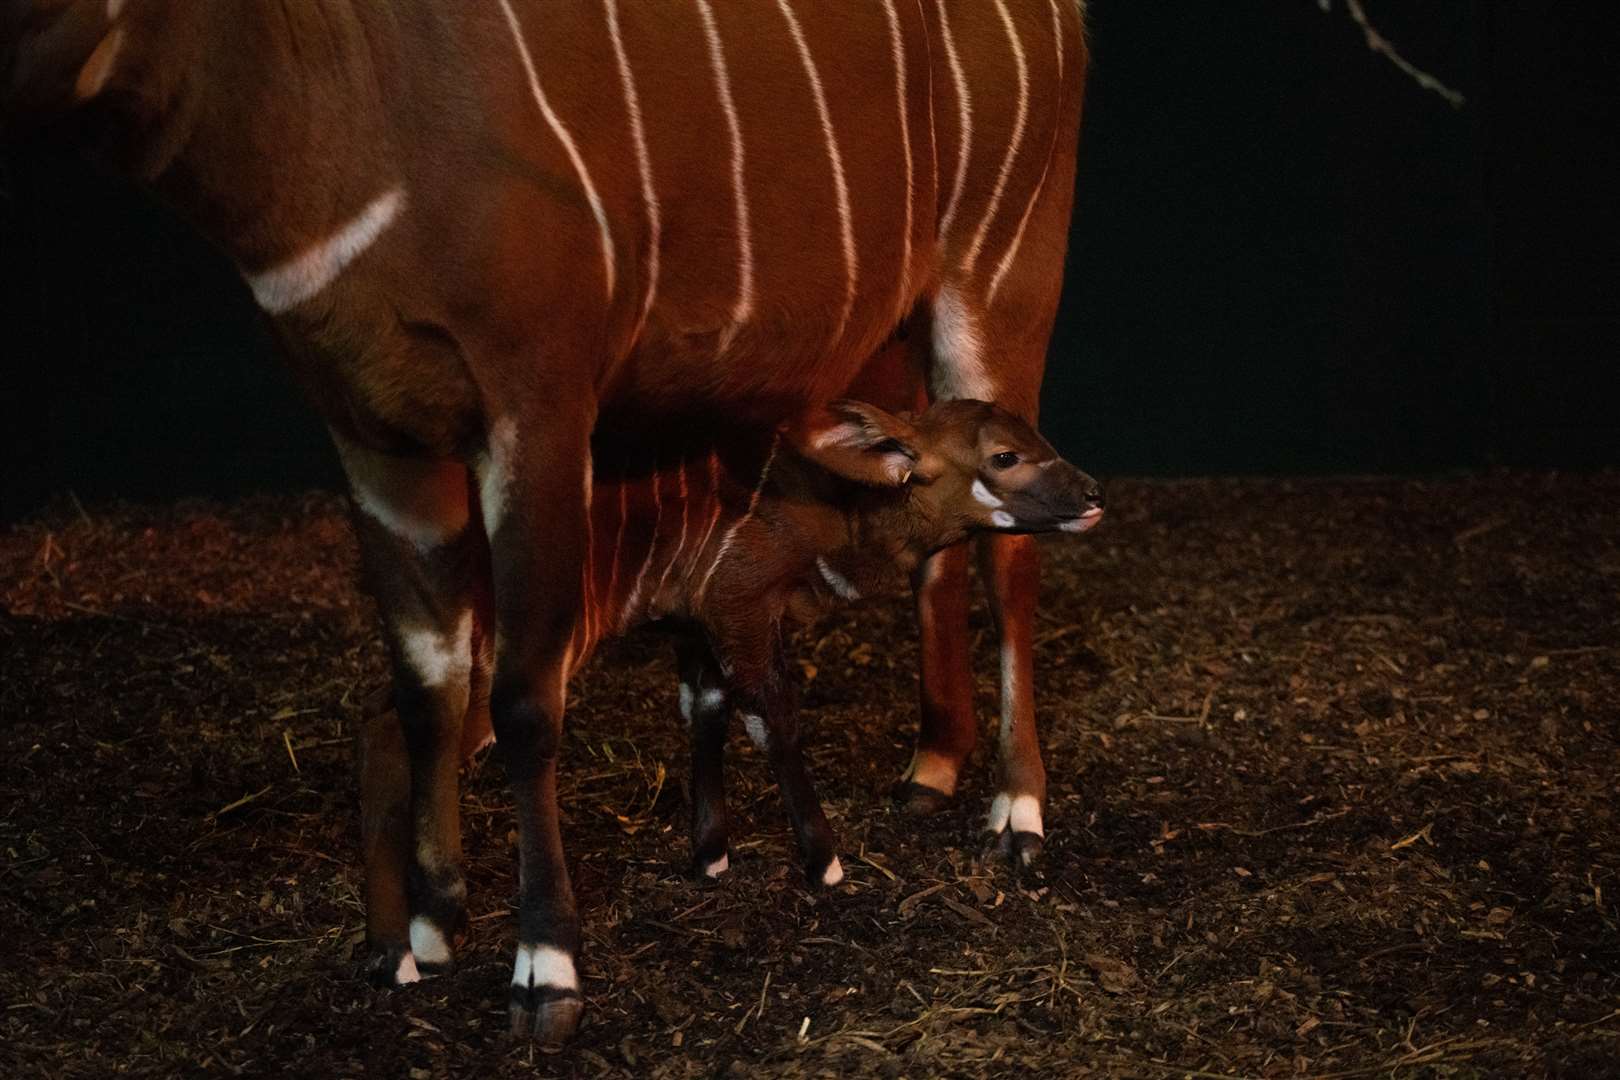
[821,857,845,887]
[703,853,730,878]
[1059,507,1105,533]
[409,917,452,967]
[743,714,770,751]
[990,509,1016,528]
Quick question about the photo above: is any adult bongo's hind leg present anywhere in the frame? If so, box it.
[676,637,733,879]
[895,544,978,814]
[978,532,1047,866]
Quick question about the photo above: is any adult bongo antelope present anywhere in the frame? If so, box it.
[2,0,1088,1041]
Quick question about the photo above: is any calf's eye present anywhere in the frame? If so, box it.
[990,451,1020,470]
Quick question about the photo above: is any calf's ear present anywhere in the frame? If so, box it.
[785,400,920,487]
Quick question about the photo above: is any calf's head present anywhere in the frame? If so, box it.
[789,398,1104,559]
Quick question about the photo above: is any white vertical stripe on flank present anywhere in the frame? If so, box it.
[602,477,629,630]
[605,0,661,340]
[988,1,1065,307]
[934,0,973,244]
[621,464,663,628]
[684,450,727,591]
[775,0,858,348]
[653,457,692,602]
[579,445,597,656]
[694,0,755,338]
[1050,0,1065,81]
[880,0,914,325]
[247,187,404,314]
[695,435,779,604]
[963,0,1030,276]
[497,0,616,300]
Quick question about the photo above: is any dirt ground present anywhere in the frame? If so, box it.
[2,472,1617,1078]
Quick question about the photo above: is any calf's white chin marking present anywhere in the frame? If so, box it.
[986,793,1044,837]
[990,510,1016,528]
[245,187,405,314]
[703,853,730,878]
[409,917,452,968]
[394,951,421,986]
[743,714,770,751]
[512,943,578,993]
[821,857,845,887]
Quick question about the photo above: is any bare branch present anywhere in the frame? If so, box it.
[1323,0,1467,109]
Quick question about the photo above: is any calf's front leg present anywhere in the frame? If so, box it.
[978,532,1047,866]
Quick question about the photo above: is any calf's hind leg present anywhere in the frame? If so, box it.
[724,634,842,888]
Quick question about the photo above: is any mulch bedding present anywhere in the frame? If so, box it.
[1,473,1616,1078]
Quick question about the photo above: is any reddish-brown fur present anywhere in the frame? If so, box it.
[3,0,1088,1041]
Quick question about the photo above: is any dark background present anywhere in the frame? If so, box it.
[3,1,1616,521]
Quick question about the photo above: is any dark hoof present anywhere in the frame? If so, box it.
[510,943,583,1044]
[806,851,846,889]
[362,941,420,988]
[686,848,732,880]
[892,780,953,817]
[509,991,584,1046]
[986,827,1045,869]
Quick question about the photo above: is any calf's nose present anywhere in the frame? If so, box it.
[1083,477,1105,510]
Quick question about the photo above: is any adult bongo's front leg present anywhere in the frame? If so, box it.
[896,543,978,814]
[477,410,590,1044]
[977,532,1047,866]
[339,437,479,983]
[676,637,733,880]
[357,694,414,985]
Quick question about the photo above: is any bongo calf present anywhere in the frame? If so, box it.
[362,397,1102,980]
